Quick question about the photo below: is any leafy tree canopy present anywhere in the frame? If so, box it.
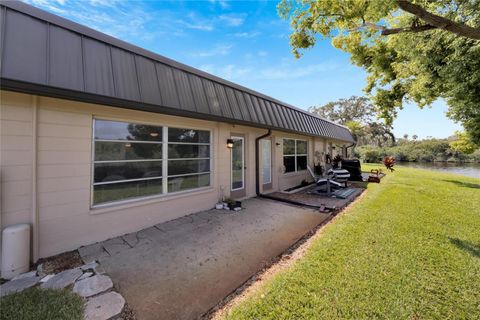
[309,96,395,147]
[279,0,480,144]
[449,131,477,154]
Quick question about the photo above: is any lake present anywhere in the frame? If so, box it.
[397,162,480,179]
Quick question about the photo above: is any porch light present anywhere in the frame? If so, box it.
[150,132,159,137]
[227,139,234,149]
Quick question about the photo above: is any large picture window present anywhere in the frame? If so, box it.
[93,120,211,206]
[167,128,211,193]
[283,139,307,173]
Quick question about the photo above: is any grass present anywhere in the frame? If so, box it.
[0,287,84,320]
[225,165,480,319]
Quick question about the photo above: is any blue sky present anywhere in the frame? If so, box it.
[25,0,462,139]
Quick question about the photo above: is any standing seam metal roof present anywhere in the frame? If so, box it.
[0,1,354,143]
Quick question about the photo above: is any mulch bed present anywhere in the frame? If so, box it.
[34,250,83,274]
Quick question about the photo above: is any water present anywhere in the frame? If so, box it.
[397,162,480,179]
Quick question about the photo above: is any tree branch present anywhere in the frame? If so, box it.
[396,0,480,40]
[382,24,437,35]
[359,21,437,35]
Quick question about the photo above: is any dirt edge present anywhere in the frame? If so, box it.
[203,189,368,319]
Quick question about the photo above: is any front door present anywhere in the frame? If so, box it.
[230,135,246,198]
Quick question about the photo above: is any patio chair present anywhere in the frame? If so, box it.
[307,165,344,195]
[327,168,350,187]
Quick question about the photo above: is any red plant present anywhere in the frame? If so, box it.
[383,156,396,172]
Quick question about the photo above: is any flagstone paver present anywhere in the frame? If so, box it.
[73,275,113,298]
[0,275,40,297]
[84,292,125,320]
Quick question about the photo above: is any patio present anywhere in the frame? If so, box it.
[77,193,362,319]
[268,182,365,209]
[77,198,326,319]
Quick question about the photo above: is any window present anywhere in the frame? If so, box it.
[92,120,211,206]
[167,128,211,193]
[283,139,308,173]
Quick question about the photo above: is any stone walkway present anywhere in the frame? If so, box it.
[78,197,330,320]
[0,261,125,320]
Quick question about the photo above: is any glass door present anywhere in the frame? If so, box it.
[231,136,245,198]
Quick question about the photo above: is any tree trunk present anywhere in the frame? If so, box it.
[396,0,480,40]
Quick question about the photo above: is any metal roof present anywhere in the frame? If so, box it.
[0,1,354,143]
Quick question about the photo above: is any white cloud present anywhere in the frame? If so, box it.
[196,62,338,81]
[178,20,214,31]
[257,50,268,57]
[178,12,215,31]
[219,64,253,80]
[190,44,233,57]
[200,64,253,81]
[259,64,336,80]
[219,14,245,27]
[87,0,119,7]
[27,0,66,14]
[209,0,230,9]
[233,31,261,38]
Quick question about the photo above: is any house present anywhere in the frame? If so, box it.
[0,1,354,261]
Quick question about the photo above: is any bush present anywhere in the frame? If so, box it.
[356,146,385,163]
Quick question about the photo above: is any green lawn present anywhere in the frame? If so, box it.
[225,165,480,319]
[0,287,84,320]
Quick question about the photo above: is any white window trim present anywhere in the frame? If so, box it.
[283,138,308,174]
[91,118,212,208]
[231,136,245,191]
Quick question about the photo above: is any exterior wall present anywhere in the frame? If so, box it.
[0,90,349,259]
[1,93,34,228]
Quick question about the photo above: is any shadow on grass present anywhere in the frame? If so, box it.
[449,238,480,258]
[443,179,480,189]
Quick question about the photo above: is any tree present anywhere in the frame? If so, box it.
[278,0,480,144]
[412,134,418,140]
[403,134,409,140]
[309,96,395,147]
[309,96,375,124]
[450,131,477,154]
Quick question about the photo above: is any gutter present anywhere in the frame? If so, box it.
[255,129,336,212]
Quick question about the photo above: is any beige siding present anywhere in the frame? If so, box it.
[1,90,348,259]
[1,92,34,229]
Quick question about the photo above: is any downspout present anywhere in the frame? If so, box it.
[346,142,356,158]
[31,95,39,262]
[255,130,336,211]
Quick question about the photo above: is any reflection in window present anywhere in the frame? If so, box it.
[95,119,162,141]
[283,139,308,173]
[93,120,211,205]
[167,127,211,192]
[93,120,163,205]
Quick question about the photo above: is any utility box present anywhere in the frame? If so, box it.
[1,224,31,279]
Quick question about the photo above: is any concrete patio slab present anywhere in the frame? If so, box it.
[80,198,330,320]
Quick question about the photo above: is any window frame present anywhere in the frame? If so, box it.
[283,138,308,174]
[91,118,212,208]
[166,126,212,193]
